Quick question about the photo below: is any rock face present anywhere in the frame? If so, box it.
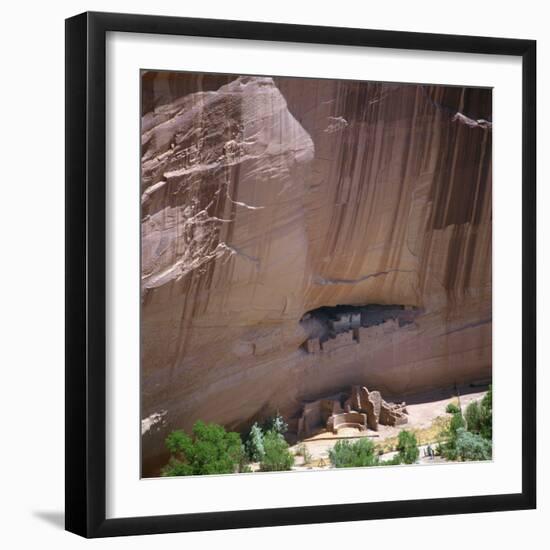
[141,71,492,476]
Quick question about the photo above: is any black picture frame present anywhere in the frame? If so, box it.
[65,11,536,538]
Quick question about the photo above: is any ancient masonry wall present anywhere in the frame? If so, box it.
[297,383,409,439]
[305,318,401,354]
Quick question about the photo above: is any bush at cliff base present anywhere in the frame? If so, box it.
[439,386,492,461]
[161,421,244,476]
[329,438,380,468]
[396,430,420,464]
[259,430,294,471]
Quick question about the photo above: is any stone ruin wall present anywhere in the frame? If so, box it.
[297,384,409,440]
[140,73,492,475]
[304,318,403,355]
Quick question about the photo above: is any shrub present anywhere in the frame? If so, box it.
[454,429,492,461]
[245,422,265,462]
[380,455,402,466]
[464,389,492,441]
[482,385,492,410]
[165,429,193,457]
[262,414,288,436]
[439,441,458,461]
[465,401,482,434]
[439,400,492,462]
[438,411,466,460]
[161,421,244,477]
[480,386,493,440]
[162,457,194,477]
[329,438,379,468]
[449,411,466,437]
[396,430,419,464]
[259,431,294,471]
[446,402,461,414]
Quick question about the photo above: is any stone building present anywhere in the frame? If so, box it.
[296,384,408,439]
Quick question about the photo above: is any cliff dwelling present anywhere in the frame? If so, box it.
[296,384,409,440]
[299,304,421,353]
[140,71,493,476]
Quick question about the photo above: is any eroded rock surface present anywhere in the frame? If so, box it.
[141,72,492,475]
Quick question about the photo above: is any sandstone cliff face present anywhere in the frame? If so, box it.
[141,71,492,475]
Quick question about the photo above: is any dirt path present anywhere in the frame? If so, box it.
[376,386,487,441]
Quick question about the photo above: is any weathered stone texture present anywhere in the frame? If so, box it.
[379,401,409,426]
[141,72,492,475]
[365,390,382,431]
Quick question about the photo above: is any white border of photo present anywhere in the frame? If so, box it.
[105,31,522,519]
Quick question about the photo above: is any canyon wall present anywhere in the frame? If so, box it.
[140,71,492,475]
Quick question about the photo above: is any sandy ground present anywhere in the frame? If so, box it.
[289,384,489,469]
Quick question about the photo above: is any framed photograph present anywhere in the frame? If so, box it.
[65,11,536,538]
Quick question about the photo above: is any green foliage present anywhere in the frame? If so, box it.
[439,411,465,459]
[262,414,288,436]
[380,454,402,466]
[245,422,265,462]
[161,421,244,477]
[259,431,294,471]
[454,429,492,461]
[329,431,419,469]
[482,385,492,410]
[165,429,193,457]
[464,391,492,440]
[464,401,482,433]
[329,438,379,468]
[449,411,466,436]
[161,457,193,477]
[480,386,493,440]
[396,430,419,464]
[439,388,493,461]
[446,402,461,414]
[245,414,289,464]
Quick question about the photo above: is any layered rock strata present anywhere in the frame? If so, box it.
[141,71,492,476]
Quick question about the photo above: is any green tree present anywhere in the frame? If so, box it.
[449,411,466,436]
[329,438,379,468]
[161,456,193,477]
[380,454,402,466]
[439,411,466,460]
[479,386,493,440]
[465,401,482,434]
[396,430,419,464]
[454,428,492,461]
[446,402,461,414]
[245,422,265,462]
[482,385,492,410]
[165,429,193,458]
[259,431,294,471]
[262,414,288,436]
[161,421,244,477]
[439,389,493,462]
[463,389,492,440]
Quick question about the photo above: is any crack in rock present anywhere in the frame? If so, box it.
[313,269,416,286]
[218,242,260,267]
[226,191,265,210]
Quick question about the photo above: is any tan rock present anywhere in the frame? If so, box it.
[140,73,492,475]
